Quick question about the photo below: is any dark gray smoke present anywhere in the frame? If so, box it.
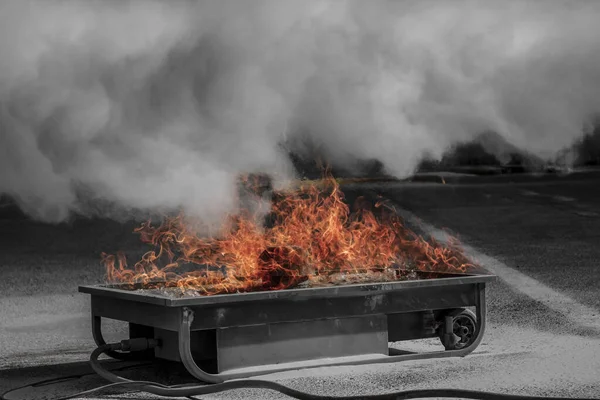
[1,0,600,223]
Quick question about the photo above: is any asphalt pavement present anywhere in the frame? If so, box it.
[1,171,600,399]
[367,170,600,311]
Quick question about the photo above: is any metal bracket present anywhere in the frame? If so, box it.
[422,310,436,335]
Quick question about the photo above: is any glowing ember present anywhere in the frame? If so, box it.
[102,176,476,295]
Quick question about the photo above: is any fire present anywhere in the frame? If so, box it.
[102,176,475,295]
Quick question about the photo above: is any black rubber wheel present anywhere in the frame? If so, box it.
[440,308,478,350]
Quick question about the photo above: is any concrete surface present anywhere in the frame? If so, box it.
[2,171,600,399]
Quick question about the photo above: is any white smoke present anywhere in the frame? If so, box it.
[1,0,599,223]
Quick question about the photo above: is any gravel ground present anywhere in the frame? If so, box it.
[4,322,600,399]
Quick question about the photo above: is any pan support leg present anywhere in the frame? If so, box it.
[475,282,487,349]
[178,308,225,383]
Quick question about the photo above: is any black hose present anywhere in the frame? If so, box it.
[90,344,132,383]
[0,362,153,400]
[45,380,600,400]
[81,342,599,400]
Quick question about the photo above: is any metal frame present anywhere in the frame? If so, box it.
[80,272,492,307]
[82,273,495,383]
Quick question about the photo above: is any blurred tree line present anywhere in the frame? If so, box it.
[574,122,600,166]
[280,120,600,180]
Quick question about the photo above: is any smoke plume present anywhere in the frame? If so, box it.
[1,0,600,223]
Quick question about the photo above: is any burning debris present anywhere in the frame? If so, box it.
[102,177,475,296]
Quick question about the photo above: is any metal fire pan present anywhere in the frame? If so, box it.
[79,270,495,307]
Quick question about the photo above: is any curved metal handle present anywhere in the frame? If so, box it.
[178,307,225,383]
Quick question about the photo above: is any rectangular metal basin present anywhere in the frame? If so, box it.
[80,270,496,382]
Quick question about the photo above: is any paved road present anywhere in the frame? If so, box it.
[2,172,600,399]
[368,171,600,312]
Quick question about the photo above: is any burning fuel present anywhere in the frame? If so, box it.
[102,177,475,296]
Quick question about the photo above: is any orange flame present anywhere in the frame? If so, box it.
[102,176,475,295]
